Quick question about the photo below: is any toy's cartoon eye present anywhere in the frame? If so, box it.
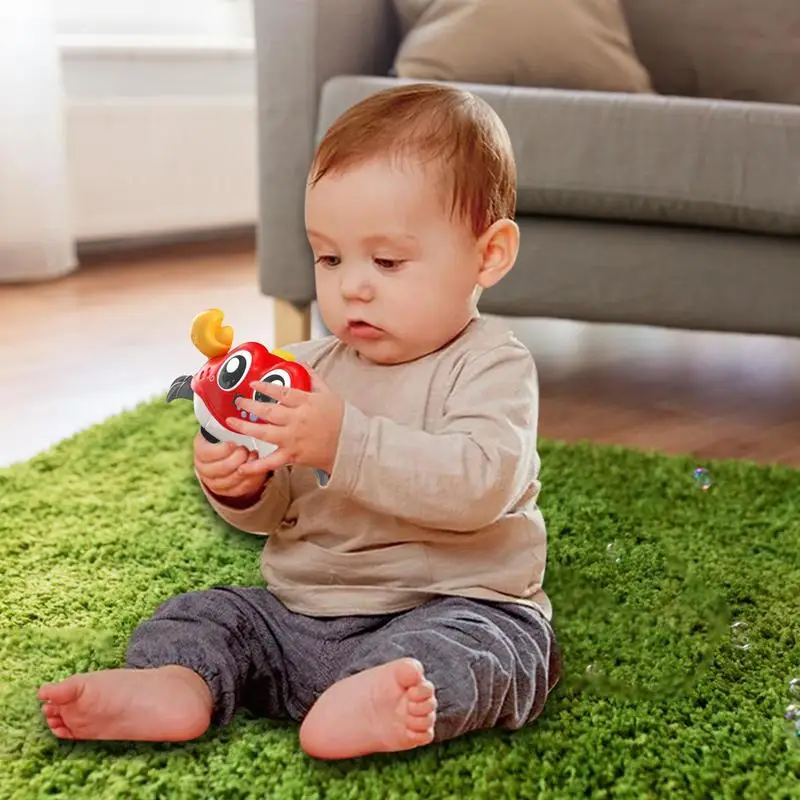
[218,350,253,391]
[254,368,291,404]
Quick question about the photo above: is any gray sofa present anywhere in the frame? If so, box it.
[254,0,800,344]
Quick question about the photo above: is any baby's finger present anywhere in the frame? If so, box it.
[238,454,279,477]
[206,466,263,494]
[249,380,307,408]
[236,397,291,426]
[198,444,250,479]
[247,447,291,475]
[226,417,287,446]
[194,434,236,463]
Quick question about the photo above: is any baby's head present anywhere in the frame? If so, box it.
[305,83,518,364]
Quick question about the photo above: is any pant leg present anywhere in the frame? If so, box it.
[125,585,296,727]
[337,596,561,742]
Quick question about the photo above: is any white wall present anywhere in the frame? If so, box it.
[54,0,253,40]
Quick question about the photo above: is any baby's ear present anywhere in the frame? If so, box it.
[476,218,519,289]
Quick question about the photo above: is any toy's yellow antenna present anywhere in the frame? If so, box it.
[191,309,234,358]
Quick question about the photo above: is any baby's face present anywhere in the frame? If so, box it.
[305,157,482,364]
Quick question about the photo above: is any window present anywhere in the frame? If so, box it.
[54,0,253,41]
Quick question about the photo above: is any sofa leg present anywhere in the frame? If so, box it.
[274,298,312,348]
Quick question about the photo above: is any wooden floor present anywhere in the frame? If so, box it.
[2,240,799,469]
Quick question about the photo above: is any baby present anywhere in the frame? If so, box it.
[38,83,561,760]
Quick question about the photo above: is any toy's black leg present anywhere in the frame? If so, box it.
[200,427,220,444]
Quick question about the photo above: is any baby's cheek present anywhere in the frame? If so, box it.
[398,291,434,328]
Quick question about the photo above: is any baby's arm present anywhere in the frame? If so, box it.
[322,342,539,531]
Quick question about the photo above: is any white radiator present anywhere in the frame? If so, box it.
[60,36,257,242]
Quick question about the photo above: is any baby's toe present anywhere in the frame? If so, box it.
[50,723,75,739]
[406,679,435,703]
[43,712,72,738]
[406,728,435,746]
[395,658,425,689]
[408,696,437,717]
[406,710,436,734]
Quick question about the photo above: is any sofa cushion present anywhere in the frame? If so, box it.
[317,76,800,236]
[391,0,653,94]
[620,0,800,105]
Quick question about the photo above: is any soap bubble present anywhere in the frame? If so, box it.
[606,542,622,564]
[693,467,712,491]
[785,704,800,722]
[790,678,800,697]
[730,620,750,650]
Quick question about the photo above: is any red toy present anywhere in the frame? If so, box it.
[167,309,311,456]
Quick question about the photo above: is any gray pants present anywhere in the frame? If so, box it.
[125,587,561,743]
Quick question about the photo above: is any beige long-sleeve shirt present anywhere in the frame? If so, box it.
[202,315,551,620]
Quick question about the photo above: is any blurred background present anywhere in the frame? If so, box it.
[1,0,798,469]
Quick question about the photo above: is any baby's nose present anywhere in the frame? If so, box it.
[341,273,374,301]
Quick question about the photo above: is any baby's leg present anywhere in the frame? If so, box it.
[299,597,561,759]
[38,586,292,741]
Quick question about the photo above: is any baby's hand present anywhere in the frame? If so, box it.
[226,368,344,475]
[193,433,268,499]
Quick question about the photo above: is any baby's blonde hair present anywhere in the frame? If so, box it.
[309,83,517,238]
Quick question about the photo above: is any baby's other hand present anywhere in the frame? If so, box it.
[193,433,268,498]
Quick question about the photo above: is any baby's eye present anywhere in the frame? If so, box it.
[374,258,403,270]
[315,255,340,267]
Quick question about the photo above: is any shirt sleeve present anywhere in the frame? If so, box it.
[198,465,292,535]
[321,342,539,531]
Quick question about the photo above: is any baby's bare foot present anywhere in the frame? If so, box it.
[37,666,212,742]
[299,657,437,760]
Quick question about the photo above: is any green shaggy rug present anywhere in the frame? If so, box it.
[1,400,799,799]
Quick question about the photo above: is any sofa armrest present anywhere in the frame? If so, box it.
[253,0,400,306]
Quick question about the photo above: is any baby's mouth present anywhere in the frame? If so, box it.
[347,320,384,339]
